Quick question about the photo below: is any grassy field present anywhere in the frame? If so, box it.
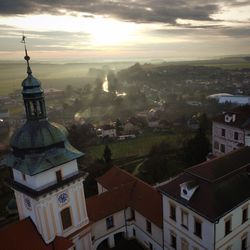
[86,132,180,160]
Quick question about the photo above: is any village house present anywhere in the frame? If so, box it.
[212,105,250,156]
[159,147,250,250]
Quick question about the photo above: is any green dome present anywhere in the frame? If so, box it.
[11,120,68,150]
[22,74,43,95]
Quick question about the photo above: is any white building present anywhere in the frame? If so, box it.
[208,93,250,105]
[159,147,250,250]
[88,166,163,250]
[212,105,250,156]
[96,124,117,138]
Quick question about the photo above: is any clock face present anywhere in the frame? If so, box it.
[58,192,68,205]
[24,197,32,210]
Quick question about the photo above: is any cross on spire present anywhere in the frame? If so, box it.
[21,34,32,75]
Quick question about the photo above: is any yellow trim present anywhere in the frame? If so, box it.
[37,207,46,237]
[15,192,24,219]
[44,206,51,240]
[74,190,81,221]
[49,202,57,234]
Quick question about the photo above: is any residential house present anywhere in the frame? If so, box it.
[212,105,250,156]
[88,166,163,250]
[159,147,250,250]
[96,124,117,138]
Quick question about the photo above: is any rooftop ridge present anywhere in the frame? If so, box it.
[184,146,250,182]
[112,165,158,191]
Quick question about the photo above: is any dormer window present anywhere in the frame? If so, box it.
[180,181,199,201]
[224,114,236,123]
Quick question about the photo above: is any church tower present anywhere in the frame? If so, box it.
[3,38,92,249]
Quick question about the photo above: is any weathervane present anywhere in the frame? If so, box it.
[21,33,32,75]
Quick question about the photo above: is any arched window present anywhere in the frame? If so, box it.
[60,207,72,230]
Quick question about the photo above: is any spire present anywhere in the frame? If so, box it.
[21,34,47,121]
[21,34,32,75]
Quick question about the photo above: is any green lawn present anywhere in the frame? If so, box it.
[86,132,179,160]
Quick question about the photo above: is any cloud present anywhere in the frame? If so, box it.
[0,0,222,24]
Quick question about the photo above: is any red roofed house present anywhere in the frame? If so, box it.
[212,105,250,156]
[159,147,250,250]
[88,166,163,249]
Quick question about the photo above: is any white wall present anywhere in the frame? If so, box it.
[162,195,214,250]
[15,177,89,244]
[13,160,79,190]
[212,122,244,156]
[134,210,163,250]
[91,207,163,250]
[92,211,125,244]
[215,201,249,250]
[218,96,250,105]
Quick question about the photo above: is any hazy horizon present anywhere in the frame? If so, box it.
[1,1,250,61]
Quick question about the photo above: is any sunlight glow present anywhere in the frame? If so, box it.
[0,12,137,46]
[211,4,250,22]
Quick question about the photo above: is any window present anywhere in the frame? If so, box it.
[181,238,188,250]
[56,170,62,182]
[225,218,231,236]
[221,128,225,136]
[131,208,135,220]
[220,144,225,153]
[133,228,136,237]
[181,210,188,229]
[146,220,152,234]
[194,218,202,238]
[169,203,176,221]
[61,207,72,230]
[106,216,114,229]
[242,207,248,224]
[149,242,153,250]
[22,173,26,181]
[234,132,239,140]
[214,141,219,150]
[170,234,176,249]
[241,237,247,250]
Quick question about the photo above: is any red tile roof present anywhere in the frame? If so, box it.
[96,166,135,189]
[213,105,250,129]
[0,218,73,250]
[86,182,133,222]
[159,147,250,222]
[88,167,162,228]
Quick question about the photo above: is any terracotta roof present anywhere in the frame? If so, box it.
[159,147,250,222]
[100,124,115,130]
[89,167,162,228]
[0,218,73,250]
[96,166,135,189]
[86,182,133,222]
[213,105,250,129]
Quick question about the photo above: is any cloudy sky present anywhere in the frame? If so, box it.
[0,0,250,61]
